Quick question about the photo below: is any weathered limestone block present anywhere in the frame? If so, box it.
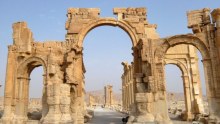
[113,7,147,23]
[135,102,155,123]
[187,8,211,28]
[13,22,33,53]
[136,93,154,103]
[60,95,72,123]
[43,84,73,124]
[136,83,146,93]
[66,8,100,34]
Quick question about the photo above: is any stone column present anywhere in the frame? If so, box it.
[127,83,130,110]
[188,49,205,115]
[13,77,29,123]
[41,74,49,122]
[60,84,72,123]
[129,80,132,107]
[2,50,15,123]
[202,59,220,122]
[182,75,193,120]
[122,85,125,111]
[212,8,220,66]
[126,84,129,111]
[42,83,62,124]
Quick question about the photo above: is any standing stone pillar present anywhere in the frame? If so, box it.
[202,59,220,122]
[182,75,193,120]
[135,93,155,123]
[122,86,124,111]
[2,48,16,123]
[43,83,73,124]
[127,83,130,111]
[189,55,205,115]
[13,77,29,123]
[212,8,220,67]
[43,83,62,124]
[41,74,49,122]
[129,84,131,106]
[60,84,72,123]
[126,84,129,111]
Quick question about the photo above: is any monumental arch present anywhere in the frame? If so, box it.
[122,44,205,121]
[2,7,220,124]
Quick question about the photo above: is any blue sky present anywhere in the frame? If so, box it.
[0,1,218,97]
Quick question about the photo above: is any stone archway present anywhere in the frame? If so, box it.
[165,59,194,120]
[3,56,48,123]
[154,34,218,122]
[3,7,220,124]
[77,18,138,47]
[64,8,155,123]
[68,17,140,124]
[17,57,47,122]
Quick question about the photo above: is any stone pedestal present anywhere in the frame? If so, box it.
[42,84,73,124]
[208,97,220,123]
[132,93,155,123]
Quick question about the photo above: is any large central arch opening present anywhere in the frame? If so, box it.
[82,24,133,122]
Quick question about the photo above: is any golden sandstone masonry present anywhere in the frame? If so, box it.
[1,7,220,124]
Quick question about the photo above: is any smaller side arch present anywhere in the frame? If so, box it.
[164,58,188,76]
[164,58,196,120]
[155,35,210,62]
[12,56,48,122]
[17,56,47,77]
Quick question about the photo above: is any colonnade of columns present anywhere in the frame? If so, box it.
[121,62,134,113]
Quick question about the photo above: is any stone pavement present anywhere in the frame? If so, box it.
[86,107,192,124]
[86,107,126,124]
